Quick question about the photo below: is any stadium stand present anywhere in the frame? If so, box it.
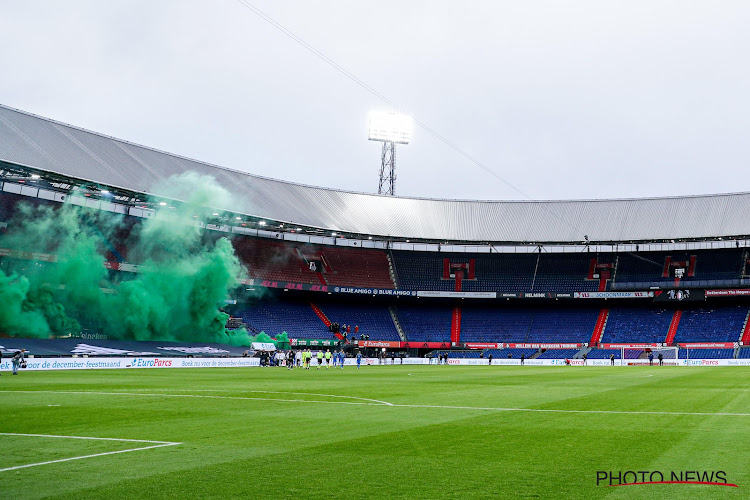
[232,238,322,285]
[460,306,599,344]
[599,307,674,344]
[484,348,538,359]
[682,348,735,359]
[611,250,747,290]
[435,350,480,358]
[536,349,580,359]
[672,306,749,343]
[316,303,400,341]
[586,349,633,359]
[397,305,452,342]
[391,251,600,292]
[235,301,329,339]
[319,246,394,289]
[232,237,394,288]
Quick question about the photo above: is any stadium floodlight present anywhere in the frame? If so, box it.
[368,111,413,144]
[368,110,413,196]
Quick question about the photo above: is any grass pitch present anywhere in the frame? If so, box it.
[1,365,749,499]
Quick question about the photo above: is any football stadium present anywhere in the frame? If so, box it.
[0,101,749,498]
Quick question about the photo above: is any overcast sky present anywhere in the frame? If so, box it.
[1,1,749,201]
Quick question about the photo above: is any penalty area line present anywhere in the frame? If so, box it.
[0,433,181,473]
[1,390,749,417]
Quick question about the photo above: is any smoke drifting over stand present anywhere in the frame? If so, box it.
[0,172,264,346]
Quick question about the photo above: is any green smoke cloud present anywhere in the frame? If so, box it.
[0,172,258,346]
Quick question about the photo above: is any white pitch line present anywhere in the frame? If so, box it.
[0,433,181,473]
[59,388,394,406]
[1,390,749,417]
[0,432,179,444]
[245,390,394,406]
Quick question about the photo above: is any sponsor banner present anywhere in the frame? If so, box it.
[0,357,261,371]
[505,343,582,349]
[401,341,453,349]
[498,292,573,299]
[464,342,499,349]
[4,357,750,371]
[574,291,653,299]
[705,289,750,297]
[290,339,339,347]
[335,286,418,297]
[255,280,330,293]
[684,359,724,366]
[619,359,682,366]
[104,261,139,273]
[599,343,661,349]
[417,291,497,299]
[678,342,736,349]
[356,340,401,348]
[653,289,705,302]
[251,342,276,351]
[0,247,58,262]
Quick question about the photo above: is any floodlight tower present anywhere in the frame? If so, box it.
[368,111,413,196]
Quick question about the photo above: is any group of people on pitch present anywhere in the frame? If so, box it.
[285,349,351,369]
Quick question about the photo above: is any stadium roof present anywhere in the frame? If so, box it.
[1,103,748,244]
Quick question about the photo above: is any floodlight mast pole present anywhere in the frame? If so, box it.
[378,141,396,195]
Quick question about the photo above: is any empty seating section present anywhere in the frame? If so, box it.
[0,191,24,221]
[536,349,580,359]
[460,307,599,344]
[613,250,745,289]
[460,308,532,343]
[232,238,321,284]
[526,308,599,343]
[435,350,480,358]
[391,251,598,292]
[236,301,329,339]
[484,348,537,359]
[232,237,394,288]
[317,303,399,341]
[397,305,452,342]
[320,247,393,289]
[673,307,748,342]
[739,348,750,358]
[531,254,599,292]
[600,308,673,344]
[391,252,461,291]
[683,348,734,359]
[586,349,642,359]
